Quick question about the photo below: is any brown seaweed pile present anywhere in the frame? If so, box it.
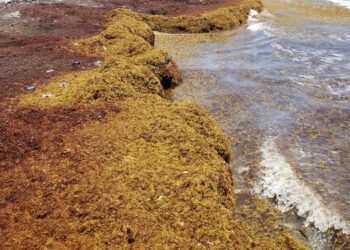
[114,0,263,33]
[1,1,310,248]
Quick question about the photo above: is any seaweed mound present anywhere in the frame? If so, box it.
[116,0,263,33]
[20,12,180,106]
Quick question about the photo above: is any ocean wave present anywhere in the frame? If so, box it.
[254,137,350,234]
[328,82,350,96]
[247,9,274,36]
[325,0,350,9]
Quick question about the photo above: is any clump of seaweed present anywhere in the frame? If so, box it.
[114,0,263,33]
[20,12,180,106]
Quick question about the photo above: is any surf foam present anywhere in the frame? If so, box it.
[247,9,274,36]
[326,0,350,9]
[328,83,350,96]
[255,137,350,234]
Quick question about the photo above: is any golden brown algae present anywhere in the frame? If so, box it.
[1,0,309,248]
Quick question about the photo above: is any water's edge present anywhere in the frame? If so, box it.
[156,0,350,248]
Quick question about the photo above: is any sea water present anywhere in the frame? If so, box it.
[156,0,350,247]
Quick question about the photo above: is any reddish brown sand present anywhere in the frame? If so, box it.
[93,0,245,16]
[0,34,100,100]
[0,2,106,100]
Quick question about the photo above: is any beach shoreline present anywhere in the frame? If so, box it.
[0,0,314,248]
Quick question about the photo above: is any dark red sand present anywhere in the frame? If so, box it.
[0,34,100,100]
[93,0,244,16]
[0,2,107,100]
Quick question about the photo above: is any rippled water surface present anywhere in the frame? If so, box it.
[156,0,350,236]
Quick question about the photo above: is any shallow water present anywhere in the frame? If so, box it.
[156,0,350,240]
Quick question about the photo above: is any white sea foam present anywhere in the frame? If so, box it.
[0,0,11,3]
[247,10,273,36]
[271,43,295,56]
[328,83,350,96]
[326,0,350,9]
[255,137,350,234]
[247,22,267,32]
